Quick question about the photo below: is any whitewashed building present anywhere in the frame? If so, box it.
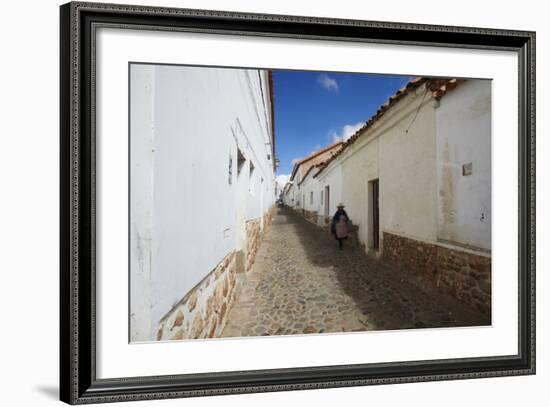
[287,142,343,218]
[130,64,276,342]
[313,78,492,314]
[297,164,326,225]
[282,182,296,207]
[314,158,344,226]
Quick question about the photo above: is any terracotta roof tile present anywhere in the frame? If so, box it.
[290,141,343,181]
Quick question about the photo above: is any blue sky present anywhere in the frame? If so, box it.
[273,70,412,185]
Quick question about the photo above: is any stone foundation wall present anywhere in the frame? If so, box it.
[155,208,274,341]
[246,208,274,271]
[246,219,262,272]
[156,251,239,341]
[302,209,318,224]
[382,232,491,315]
[262,210,274,235]
[317,214,330,229]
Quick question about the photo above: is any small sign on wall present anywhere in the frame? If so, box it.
[462,162,473,176]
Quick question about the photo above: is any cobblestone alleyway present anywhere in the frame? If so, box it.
[220,207,489,338]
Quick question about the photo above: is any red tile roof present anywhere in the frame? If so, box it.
[290,141,343,181]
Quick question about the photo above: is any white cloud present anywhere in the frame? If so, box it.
[329,122,365,143]
[276,174,290,189]
[292,157,301,164]
[318,74,339,93]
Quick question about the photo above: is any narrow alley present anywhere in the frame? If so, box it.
[221,206,489,338]
[132,69,492,343]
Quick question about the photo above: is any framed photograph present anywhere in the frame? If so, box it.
[60,1,535,404]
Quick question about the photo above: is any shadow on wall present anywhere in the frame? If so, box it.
[282,207,490,331]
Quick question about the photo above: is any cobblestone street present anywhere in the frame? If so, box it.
[220,207,489,338]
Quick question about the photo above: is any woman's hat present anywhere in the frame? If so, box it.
[337,203,345,208]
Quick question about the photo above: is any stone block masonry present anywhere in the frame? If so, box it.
[302,209,318,224]
[382,232,491,315]
[262,210,274,232]
[246,208,275,272]
[246,219,262,272]
[156,250,239,341]
[156,209,274,341]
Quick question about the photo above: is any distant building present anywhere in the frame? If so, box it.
[130,65,276,342]
[282,181,296,207]
[286,142,343,214]
[290,141,343,186]
[297,163,326,225]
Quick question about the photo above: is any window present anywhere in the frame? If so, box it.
[237,147,246,176]
[249,161,255,177]
[321,190,324,205]
[310,191,313,205]
[249,161,255,194]
[228,153,233,184]
[462,162,473,176]
[324,185,330,217]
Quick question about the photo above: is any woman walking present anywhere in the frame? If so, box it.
[331,203,349,250]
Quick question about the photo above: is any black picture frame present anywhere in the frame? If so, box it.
[60,1,536,404]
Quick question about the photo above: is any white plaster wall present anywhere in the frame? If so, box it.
[435,80,492,250]
[295,183,303,208]
[283,183,296,207]
[282,184,292,206]
[316,163,343,219]
[282,185,290,205]
[301,172,322,213]
[322,81,490,254]
[129,65,156,341]
[332,85,438,251]
[291,184,297,208]
[339,137,380,247]
[378,91,438,244]
[130,65,275,341]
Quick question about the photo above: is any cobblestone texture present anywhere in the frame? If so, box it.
[220,207,490,338]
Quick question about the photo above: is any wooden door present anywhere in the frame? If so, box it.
[370,179,379,250]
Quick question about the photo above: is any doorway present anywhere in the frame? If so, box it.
[369,179,379,250]
[324,185,330,217]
